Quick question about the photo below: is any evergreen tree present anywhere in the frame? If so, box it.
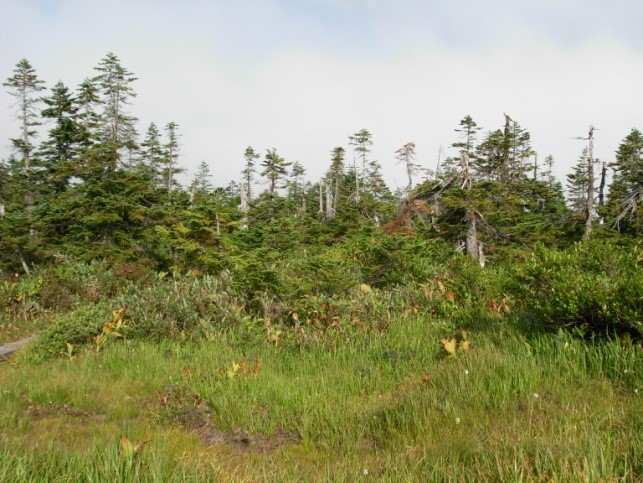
[242,146,259,200]
[189,161,213,202]
[349,129,373,201]
[288,161,307,211]
[395,141,421,198]
[3,59,46,174]
[605,128,643,234]
[140,122,165,180]
[38,81,79,192]
[324,146,346,220]
[261,148,290,196]
[164,121,181,191]
[565,148,591,234]
[93,52,138,167]
[452,115,481,157]
[75,78,102,151]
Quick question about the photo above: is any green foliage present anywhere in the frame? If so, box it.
[32,303,111,357]
[514,240,643,337]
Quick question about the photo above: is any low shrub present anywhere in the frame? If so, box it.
[513,241,643,337]
[32,303,111,357]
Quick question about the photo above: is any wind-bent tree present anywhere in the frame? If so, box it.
[395,141,421,198]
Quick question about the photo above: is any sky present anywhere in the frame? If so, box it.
[1,0,642,190]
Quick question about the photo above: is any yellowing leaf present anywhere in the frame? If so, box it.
[460,329,469,341]
[444,291,456,303]
[227,361,241,379]
[133,439,151,454]
[360,283,372,294]
[120,436,134,459]
[459,339,471,352]
[441,338,457,356]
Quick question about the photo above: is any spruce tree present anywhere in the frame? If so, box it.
[93,52,138,167]
[605,128,643,234]
[3,59,46,174]
[38,81,79,192]
[242,146,259,200]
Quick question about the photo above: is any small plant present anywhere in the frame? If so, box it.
[94,307,128,352]
[440,330,471,357]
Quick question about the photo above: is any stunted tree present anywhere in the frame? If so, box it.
[395,141,421,198]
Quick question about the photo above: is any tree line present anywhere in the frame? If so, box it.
[1,54,641,275]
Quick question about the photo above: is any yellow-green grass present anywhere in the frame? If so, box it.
[0,315,640,482]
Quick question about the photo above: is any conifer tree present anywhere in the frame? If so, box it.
[395,141,421,198]
[140,122,165,179]
[38,81,79,192]
[3,59,46,174]
[242,146,259,200]
[261,148,290,196]
[349,129,373,201]
[75,78,102,151]
[93,52,138,167]
[164,121,180,192]
[605,128,643,234]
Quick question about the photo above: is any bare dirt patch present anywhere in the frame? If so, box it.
[158,384,300,453]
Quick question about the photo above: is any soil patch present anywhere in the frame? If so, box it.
[159,384,300,453]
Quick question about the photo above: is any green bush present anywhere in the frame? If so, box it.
[32,303,111,357]
[514,241,643,337]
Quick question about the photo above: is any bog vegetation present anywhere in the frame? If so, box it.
[0,54,641,481]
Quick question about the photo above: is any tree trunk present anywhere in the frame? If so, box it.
[583,126,595,240]
[460,150,484,267]
[239,181,249,230]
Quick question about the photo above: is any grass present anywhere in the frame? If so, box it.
[1,310,641,482]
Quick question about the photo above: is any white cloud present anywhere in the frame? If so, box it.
[1,0,642,190]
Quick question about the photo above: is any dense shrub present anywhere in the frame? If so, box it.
[513,241,643,337]
[32,303,110,357]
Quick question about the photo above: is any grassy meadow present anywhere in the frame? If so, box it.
[0,245,641,482]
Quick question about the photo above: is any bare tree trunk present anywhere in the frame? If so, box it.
[460,151,484,267]
[583,126,595,239]
[239,181,249,230]
[318,182,324,214]
[18,250,30,275]
[325,182,334,220]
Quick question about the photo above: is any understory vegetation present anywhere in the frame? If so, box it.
[0,238,641,481]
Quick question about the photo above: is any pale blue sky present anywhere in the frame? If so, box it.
[2,0,642,187]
